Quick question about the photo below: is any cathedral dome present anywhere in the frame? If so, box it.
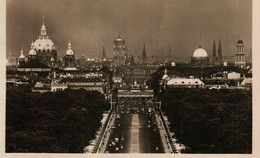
[33,38,56,51]
[193,48,208,58]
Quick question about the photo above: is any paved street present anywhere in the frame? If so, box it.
[105,110,164,153]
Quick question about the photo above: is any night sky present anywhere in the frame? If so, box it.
[6,0,252,59]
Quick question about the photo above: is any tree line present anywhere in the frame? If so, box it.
[161,88,252,153]
[6,87,109,153]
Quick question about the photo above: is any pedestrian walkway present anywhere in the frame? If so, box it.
[99,113,116,153]
[155,114,171,153]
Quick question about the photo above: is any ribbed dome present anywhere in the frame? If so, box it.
[33,38,56,51]
[193,48,208,58]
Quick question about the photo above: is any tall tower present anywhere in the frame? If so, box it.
[212,39,217,62]
[217,40,223,62]
[64,41,76,68]
[18,48,25,66]
[235,40,246,67]
[101,45,106,61]
[142,43,147,63]
[113,35,127,66]
[28,41,37,61]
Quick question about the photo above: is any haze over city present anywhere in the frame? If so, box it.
[7,0,251,59]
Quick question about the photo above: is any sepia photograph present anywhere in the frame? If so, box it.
[3,0,258,156]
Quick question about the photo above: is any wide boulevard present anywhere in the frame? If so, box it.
[105,108,164,153]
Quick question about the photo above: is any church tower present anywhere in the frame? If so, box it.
[235,40,246,67]
[18,48,25,66]
[101,45,106,61]
[212,39,217,62]
[142,43,147,64]
[217,40,223,62]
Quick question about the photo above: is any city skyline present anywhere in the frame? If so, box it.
[7,0,252,59]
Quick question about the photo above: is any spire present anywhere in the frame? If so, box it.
[213,39,217,60]
[142,43,147,63]
[218,39,222,56]
[102,45,106,60]
[217,39,223,61]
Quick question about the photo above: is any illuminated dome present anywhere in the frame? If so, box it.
[19,49,25,59]
[162,68,170,80]
[193,48,208,58]
[33,18,57,52]
[29,49,37,55]
[33,38,56,51]
[191,45,210,65]
[66,41,74,55]
[29,41,37,55]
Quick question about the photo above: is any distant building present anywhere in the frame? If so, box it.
[101,45,107,61]
[32,82,51,93]
[114,65,159,87]
[28,41,37,61]
[30,18,58,67]
[191,45,209,65]
[142,43,147,64]
[59,77,109,94]
[227,72,241,79]
[17,59,51,72]
[32,82,68,93]
[167,78,205,88]
[64,41,77,69]
[113,35,128,66]
[217,40,223,62]
[51,83,68,92]
[18,49,25,66]
[235,40,246,67]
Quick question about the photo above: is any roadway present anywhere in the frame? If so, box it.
[105,109,164,153]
